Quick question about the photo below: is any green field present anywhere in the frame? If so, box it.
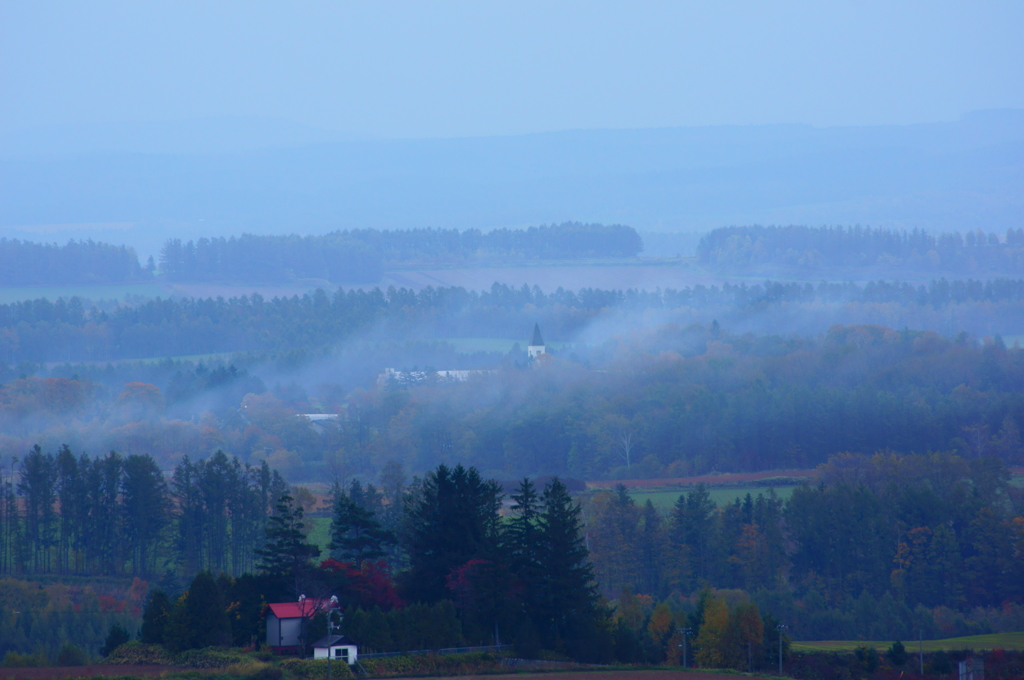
[623,485,798,511]
[793,631,1024,652]
[307,517,333,556]
[0,283,166,304]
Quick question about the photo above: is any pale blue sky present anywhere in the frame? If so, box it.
[2,1,1023,140]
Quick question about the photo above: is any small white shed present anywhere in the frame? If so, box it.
[312,634,358,663]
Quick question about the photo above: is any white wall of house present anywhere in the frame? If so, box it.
[313,645,358,663]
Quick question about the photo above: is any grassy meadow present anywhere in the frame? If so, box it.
[0,282,166,304]
[792,631,1024,652]
[624,485,798,510]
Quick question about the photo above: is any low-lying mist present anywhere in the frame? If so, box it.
[1,279,1021,485]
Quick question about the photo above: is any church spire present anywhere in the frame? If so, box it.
[528,323,545,359]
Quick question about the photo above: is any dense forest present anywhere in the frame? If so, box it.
[158,223,644,284]
[1,320,1021,482]
[0,449,284,578]
[2,453,1021,667]
[0,239,151,286]
[584,452,1024,642]
[2,278,1023,363]
[158,234,382,284]
[698,225,1024,275]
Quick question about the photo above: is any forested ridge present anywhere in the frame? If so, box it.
[0,239,152,285]
[699,224,1024,274]
[158,222,643,284]
[2,277,1023,363]
[5,223,1021,286]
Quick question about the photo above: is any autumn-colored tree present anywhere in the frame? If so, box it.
[729,601,763,671]
[694,596,728,667]
[647,601,674,648]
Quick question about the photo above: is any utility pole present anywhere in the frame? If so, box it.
[919,629,924,676]
[777,623,788,676]
[678,627,692,668]
[327,609,343,680]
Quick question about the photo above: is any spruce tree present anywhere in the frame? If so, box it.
[328,493,395,565]
[100,622,131,656]
[140,589,172,644]
[536,478,597,641]
[164,571,231,650]
[256,493,321,591]
[406,464,503,602]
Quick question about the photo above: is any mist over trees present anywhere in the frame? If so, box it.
[2,278,1023,363]
[0,239,151,285]
[1,321,1020,483]
[699,225,1024,275]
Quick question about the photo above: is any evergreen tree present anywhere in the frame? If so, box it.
[638,500,663,595]
[406,464,503,602]
[671,484,717,586]
[100,622,130,656]
[328,493,395,566]
[535,478,597,642]
[122,454,169,576]
[507,478,542,611]
[140,589,171,644]
[164,571,232,651]
[256,493,321,593]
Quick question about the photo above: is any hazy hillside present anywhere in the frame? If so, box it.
[2,111,1021,258]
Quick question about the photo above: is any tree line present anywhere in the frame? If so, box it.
[128,464,609,661]
[2,277,1023,363]
[3,453,1021,668]
[0,239,152,286]
[698,225,1024,274]
[0,448,285,578]
[584,451,1024,642]
[158,223,642,284]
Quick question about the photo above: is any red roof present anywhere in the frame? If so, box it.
[268,599,337,619]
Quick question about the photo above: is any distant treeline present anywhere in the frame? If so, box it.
[1,279,1023,363]
[159,234,382,284]
[698,225,1024,274]
[159,223,643,284]
[0,239,151,286]
[0,448,284,578]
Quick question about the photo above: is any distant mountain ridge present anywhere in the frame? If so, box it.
[1,110,1021,249]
